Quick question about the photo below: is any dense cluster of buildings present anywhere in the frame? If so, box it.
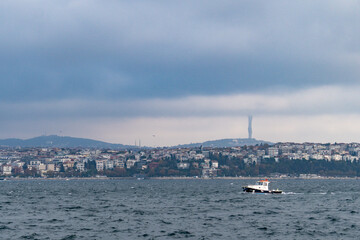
[242,142,360,164]
[1,142,360,178]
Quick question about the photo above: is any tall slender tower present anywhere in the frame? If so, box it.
[248,115,253,139]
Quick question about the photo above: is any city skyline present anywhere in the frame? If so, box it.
[1,1,360,146]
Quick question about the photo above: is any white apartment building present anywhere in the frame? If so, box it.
[96,160,105,171]
[2,165,12,175]
[76,162,85,172]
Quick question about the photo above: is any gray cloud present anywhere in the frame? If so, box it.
[0,0,360,103]
[1,85,360,121]
[3,0,360,143]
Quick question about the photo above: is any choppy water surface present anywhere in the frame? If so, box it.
[1,179,360,239]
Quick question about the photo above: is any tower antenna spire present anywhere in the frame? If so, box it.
[248,115,253,139]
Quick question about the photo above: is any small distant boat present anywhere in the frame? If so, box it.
[243,179,282,194]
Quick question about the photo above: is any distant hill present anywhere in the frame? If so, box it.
[175,138,272,148]
[0,135,272,149]
[0,135,134,149]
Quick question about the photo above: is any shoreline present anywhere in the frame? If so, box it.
[2,176,360,180]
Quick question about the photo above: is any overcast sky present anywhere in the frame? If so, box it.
[1,0,360,146]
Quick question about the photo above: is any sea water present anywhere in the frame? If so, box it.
[0,179,359,239]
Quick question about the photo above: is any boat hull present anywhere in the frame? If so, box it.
[243,187,282,194]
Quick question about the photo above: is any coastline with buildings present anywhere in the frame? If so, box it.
[2,142,360,179]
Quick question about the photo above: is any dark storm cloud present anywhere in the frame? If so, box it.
[0,0,360,103]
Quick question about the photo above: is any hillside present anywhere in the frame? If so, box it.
[0,135,133,149]
[175,138,272,148]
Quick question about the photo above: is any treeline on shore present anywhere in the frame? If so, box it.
[10,156,360,178]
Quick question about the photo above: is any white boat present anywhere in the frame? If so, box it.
[242,179,282,194]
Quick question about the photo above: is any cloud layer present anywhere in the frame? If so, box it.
[1,1,360,144]
[1,0,360,102]
[0,85,359,120]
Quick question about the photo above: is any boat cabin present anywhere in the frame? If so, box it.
[247,179,270,191]
[256,180,269,186]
